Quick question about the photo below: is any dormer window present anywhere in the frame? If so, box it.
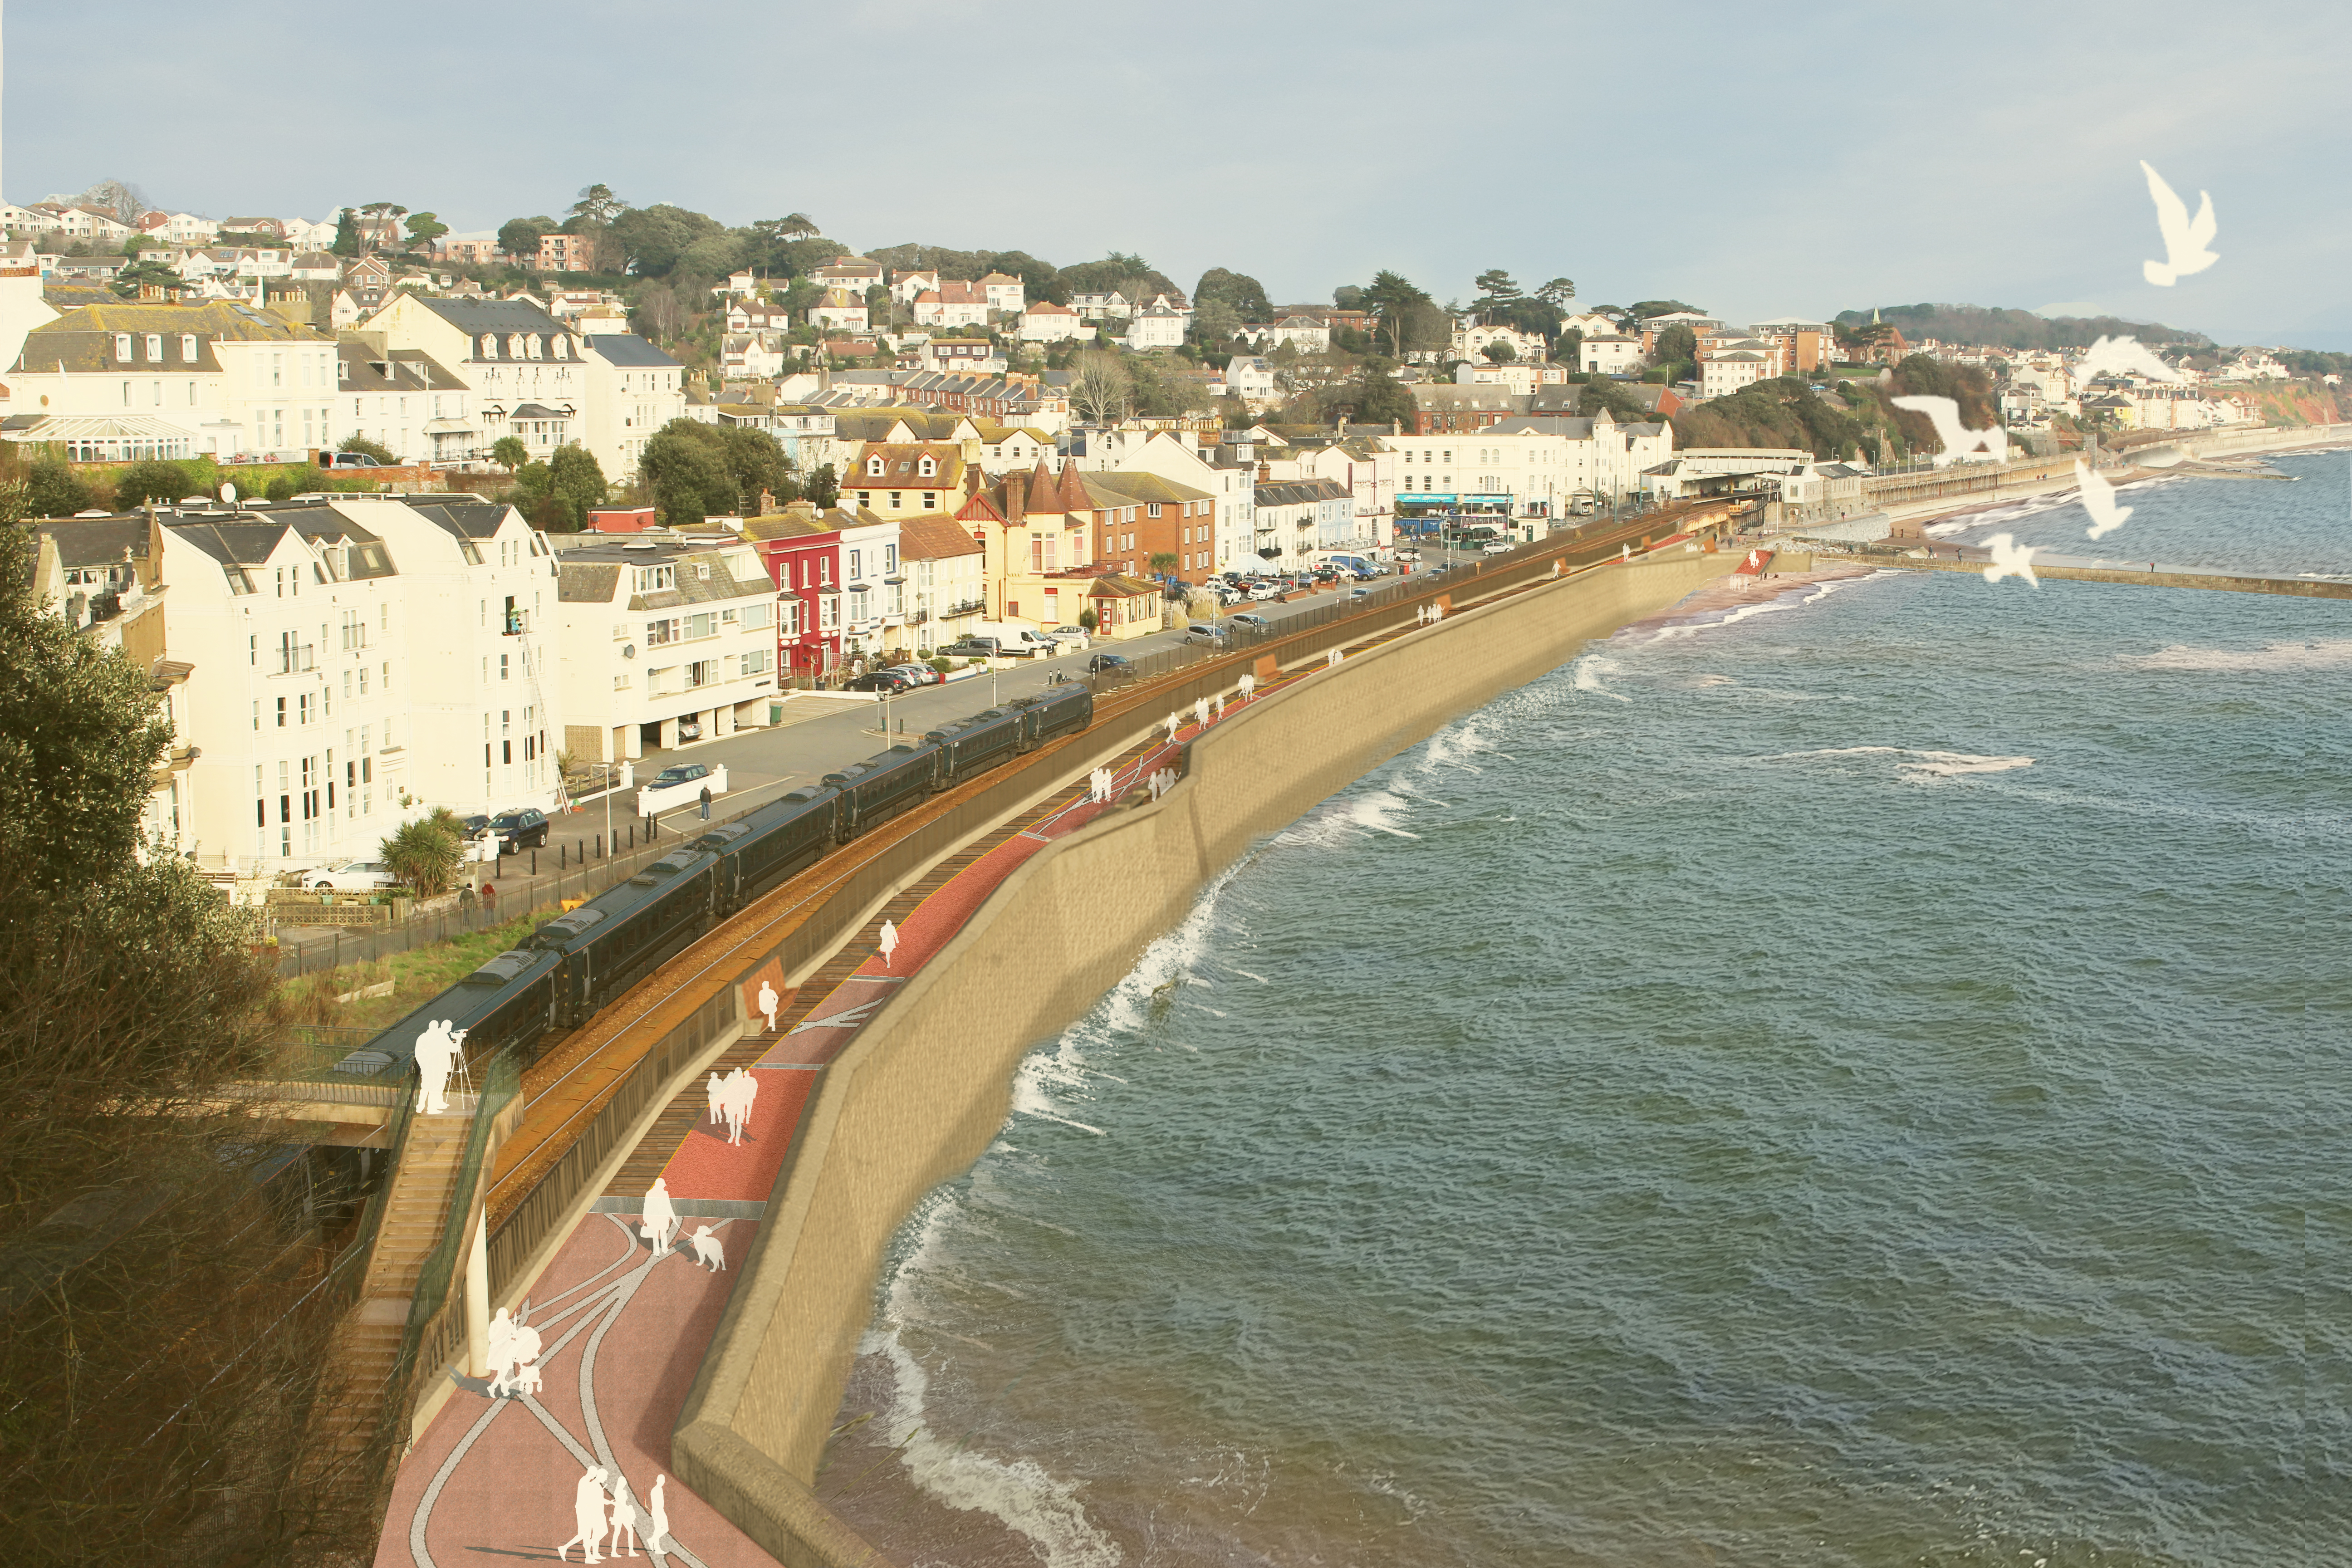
[553,336,569,359]
[113,333,132,360]
[866,457,885,476]
[526,336,542,359]
[917,456,936,477]
[505,335,521,358]
[144,333,162,360]
[181,333,198,360]
[480,334,496,358]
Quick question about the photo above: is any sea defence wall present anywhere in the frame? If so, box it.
[672,547,1738,1566]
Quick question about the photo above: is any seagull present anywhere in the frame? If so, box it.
[1981,532,2041,588]
[2139,160,2217,286]
[1892,394,2009,466]
[2076,334,2183,385]
[2076,460,2133,539]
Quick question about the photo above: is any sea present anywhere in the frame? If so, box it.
[835,448,2351,1568]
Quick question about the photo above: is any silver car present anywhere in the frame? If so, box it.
[308,859,397,892]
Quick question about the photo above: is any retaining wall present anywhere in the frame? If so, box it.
[670,547,1740,1566]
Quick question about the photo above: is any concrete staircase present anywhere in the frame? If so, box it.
[308,1107,478,1466]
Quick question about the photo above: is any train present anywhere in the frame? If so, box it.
[338,684,1094,1080]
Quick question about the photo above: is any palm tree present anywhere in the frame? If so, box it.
[381,817,462,898]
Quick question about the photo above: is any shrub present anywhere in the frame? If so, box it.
[113,459,196,507]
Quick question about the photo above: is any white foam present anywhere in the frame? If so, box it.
[2122,638,2352,673]
[1642,569,1900,643]
[1768,746,2035,781]
[1572,653,1631,702]
[862,1198,1124,1568]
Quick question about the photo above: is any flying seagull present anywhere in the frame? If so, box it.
[2076,334,2183,385]
[1981,533,2041,588]
[1892,394,2009,466]
[2076,460,2134,540]
[2139,161,2218,287]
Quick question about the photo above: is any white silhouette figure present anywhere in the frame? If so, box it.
[1620,544,1631,561]
[1212,694,1225,722]
[484,1307,515,1393]
[879,918,900,968]
[642,1177,678,1257]
[605,1475,646,1558]
[723,1067,757,1146]
[1981,532,2041,588]
[2140,159,2218,286]
[414,1020,456,1115]
[1166,711,1181,741]
[1238,672,1256,701]
[557,1466,612,1563]
[1430,602,1442,620]
[1326,648,1343,667]
[1195,696,1210,729]
[1891,395,2008,466]
[647,1475,670,1556]
[689,1225,727,1271]
[505,1319,541,1392]
[509,1359,543,1398]
[706,1070,725,1126]
[2076,334,2183,386]
[2077,460,2135,540]
[757,980,780,1034]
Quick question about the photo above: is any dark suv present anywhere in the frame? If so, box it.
[487,806,549,852]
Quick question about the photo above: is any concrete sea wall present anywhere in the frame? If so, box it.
[673,548,1740,1566]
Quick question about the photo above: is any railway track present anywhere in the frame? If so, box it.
[480,502,1719,1227]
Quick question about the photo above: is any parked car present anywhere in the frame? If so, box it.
[308,859,396,892]
[317,451,383,470]
[942,637,1002,658]
[1087,652,1132,675]
[676,716,704,740]
[1482,540,1514,554]
[1185,622,1231,643]
[1229,612,1272,632]
[846,669,916,693]
[650,763,711,789]
[1047,625,1093,648]
[887,663,945,686]
[488,806,550,852]
[1247,582,1283,602]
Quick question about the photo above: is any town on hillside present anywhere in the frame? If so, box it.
[8,182,2347,898]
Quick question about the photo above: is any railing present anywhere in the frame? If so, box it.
[484,989,735,1296]
[387,1043,519,1426]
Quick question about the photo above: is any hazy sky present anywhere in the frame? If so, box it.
[10,1,2344,347]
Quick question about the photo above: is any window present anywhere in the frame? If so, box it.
[1148,503,1162,517]
[686,659,715,688]
[647,617,679,645]
[866,456,885,476]
[688,612,715,639]
[738,648,771,676]
[113,333,132,360]
[917,456,936,477]
[632,564,676,593]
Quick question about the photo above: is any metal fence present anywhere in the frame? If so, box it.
[484,989,736,1298]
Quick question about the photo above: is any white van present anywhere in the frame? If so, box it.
[967,621,1059,657]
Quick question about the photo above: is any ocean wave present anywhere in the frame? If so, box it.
[863,1197,1125,1568]
[1573,653,1631,702]
[2122,638,2352,673]
[1278,789,1422,848]
[1641,569,1900,643]
[1767,746,2035,781]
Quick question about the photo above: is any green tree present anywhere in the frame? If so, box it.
[1191,298,1243,345]
[403,210,449,247]
[571,182,626,226]
[338,433,397,465]
[113,460,195,506]
[491,435,530,472]
[638,421,739,525]
[1628,299,1703,325]
[498,215,554,259]
[381,814,463,897]
[1473,269,1522,306]
[1534,277,1577,306]
[1333,284,1367,310]
[1194,267,1274,323]
[0,525,378,1557]
[1483,341,1518,363]
[332,206,362,257]
[1362,270,1434,358]
[1651,323,1698,368]
[806,462,840,510]
[110,256,183,299]
[545,445,608,529]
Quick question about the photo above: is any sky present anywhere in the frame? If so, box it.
[10,0,2345,348]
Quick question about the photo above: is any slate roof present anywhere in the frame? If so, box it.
[418,297,568,335]
[584,333,680,368]
[337,341,465,392]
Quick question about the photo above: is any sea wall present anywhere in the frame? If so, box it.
[672,548,1739,1567]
